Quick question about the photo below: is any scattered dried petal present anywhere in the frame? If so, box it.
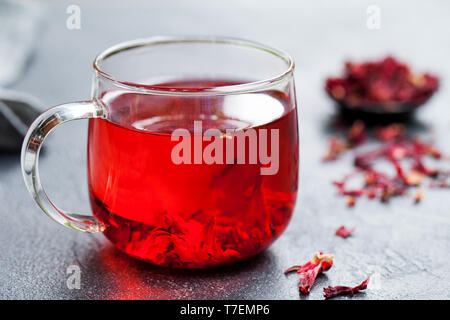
[345,196,356,207]
[331,124,447,204]
[335,226,354,238]
[404,170,426,186]
[347,120,366,146]
[285,252,334,295]
[367,188,376,199]
[323,276,370,299]
[381,187,393,202]
[414,188,422,204]
[375,124,405,141]
[323,136,348,161]
[389,145,408,161]
[283,265,302,274]
[339,188,365,197]
[364,171,377,185]
[300,265,322,294]
[430,180,450,188]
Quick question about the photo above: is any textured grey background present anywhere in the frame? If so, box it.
[1,0,450,299]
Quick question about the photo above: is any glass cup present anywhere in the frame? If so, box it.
[21,36,298,268]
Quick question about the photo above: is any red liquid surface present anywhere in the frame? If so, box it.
[88,80,299,268]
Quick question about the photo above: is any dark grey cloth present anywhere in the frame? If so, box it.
[0,0,43,151]
[0,90,40,151]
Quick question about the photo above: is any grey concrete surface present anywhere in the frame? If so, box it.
[1,0,450,299]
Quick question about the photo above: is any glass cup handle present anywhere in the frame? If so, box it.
[21,100,107,233]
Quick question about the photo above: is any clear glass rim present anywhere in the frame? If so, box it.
[93,36,295,96]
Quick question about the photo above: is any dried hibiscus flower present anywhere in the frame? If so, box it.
[414,188,423,204]
[323,136,348,161]
[430,179,450,188]
[347,120,367,146]
[323,121,366,161]
[323,276,370,299]
[345,196,356,207]
[328,122,448,204]
[335,226,354,238]
[285,252,334,294]
[325,56,439,111]
[375,123,404,141]
[404,169,426,186]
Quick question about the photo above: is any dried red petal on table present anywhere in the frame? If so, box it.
[285,252,334,295]
[366,188,376,199]
[339,188,365,197]
[335,226,354,238]
[375,124,405,141]
[413,138,442,159]
[345,196,356,207]
[381,187,396,202]
[404,169,426,186]
[426,146,442,159]
[414,188,423,204]
[354,147,384,170]
[299,264,323,294]
[323,276,370,299]
[388,144,408,161]
[323,136,348,161]
[347,120,366,146]
[331,121,449,205]
[333,173,366,199]
[430,180,450,188]
[323,121,367,161]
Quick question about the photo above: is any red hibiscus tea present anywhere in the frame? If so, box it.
[88,79,299,268]
[21,37,299,269]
